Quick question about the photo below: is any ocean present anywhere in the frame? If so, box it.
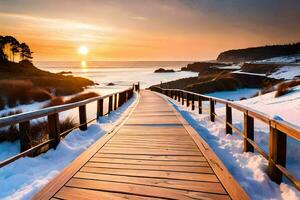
[34,61,198,94]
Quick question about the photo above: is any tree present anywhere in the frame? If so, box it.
[19,42,33,61]
[0,35,33,63]
[3,36,20,62]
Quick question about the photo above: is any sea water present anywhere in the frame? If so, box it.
[35,61,197,95]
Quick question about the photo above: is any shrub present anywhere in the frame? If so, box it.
[65,92,99,104]
[43,97,64,108]
[275,79,300,97]
[0,80,33,107]
[60,117,78,136]
[29,88,52,102]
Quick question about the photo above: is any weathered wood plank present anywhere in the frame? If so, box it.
[84,162,213,173]
[93,154,205,161]
[65,178,230,200]
[90,157,209,166]
[55,187,161,200]
[80,166,219,182]
[74,172,227,194]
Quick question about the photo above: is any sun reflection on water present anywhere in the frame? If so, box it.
[81,60,88,72]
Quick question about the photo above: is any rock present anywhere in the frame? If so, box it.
[154,68,175,73]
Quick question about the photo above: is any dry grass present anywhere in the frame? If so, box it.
[43,97,65,108]
[0,115,77,148]
[29,88,52,102]
[0,110,22,142]
[0,80,53,108]
[65,92,99,104]
[275,79,300,97]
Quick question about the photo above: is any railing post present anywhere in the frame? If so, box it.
[191,94,195,110]
[97,99,103,119]
[177,91,180,102]
[268,124,287,184]
[182,91,184,105]
[226,104,232,134]
[48,113,60,149]
[118,93,122,107]
[108,96,113,113]
[174,91,177,100]
[114,94,117,110]
[198,97,202,114]
[19,120,31,152]
[186,93,190,107]
[79,105,87,131]
[210,99,215,122]
[243,112,254,152]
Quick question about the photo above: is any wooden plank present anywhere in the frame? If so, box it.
[75,172,227,194]
[55,187,161,200]
[84,162,213,173]
[101,146,200,152]
[80,167,219,182]
[90,157,208,166]
[93,154,205,161]
[105,144,198,150]
[98,149,203,156]
[66,178,230,200]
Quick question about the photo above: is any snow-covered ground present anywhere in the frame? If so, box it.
[268,66,300,80]
[0,93,138,200]
[205,88,259,101]
[159,86,300,200]
[253,54,300,64]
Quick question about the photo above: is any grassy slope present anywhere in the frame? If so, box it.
[0,60,94,95]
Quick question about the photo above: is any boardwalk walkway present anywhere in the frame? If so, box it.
[34,90,249,200]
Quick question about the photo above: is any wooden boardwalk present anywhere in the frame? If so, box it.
[34,90,249,200]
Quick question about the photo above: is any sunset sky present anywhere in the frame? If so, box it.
[0,0,299,61]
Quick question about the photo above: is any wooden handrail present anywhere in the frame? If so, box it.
[151,85,300,191]
[150,86,300,140]
[0,83,139,168]
[0,87,135,128]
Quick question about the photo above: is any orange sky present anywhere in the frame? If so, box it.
[1,0,299,61]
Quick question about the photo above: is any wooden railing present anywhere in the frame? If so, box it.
[150,86,300,191]
[0,83,140,168]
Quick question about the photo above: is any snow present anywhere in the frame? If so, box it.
[215,65,241,70]
[158,86,300,200]
[268,66,300,80]
[238,86,300,126]
[205,88,259,101]
[253,54,300,64]
[232,70,267,77]
[0,93,137,199]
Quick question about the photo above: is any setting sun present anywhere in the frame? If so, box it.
[78,46,89,55]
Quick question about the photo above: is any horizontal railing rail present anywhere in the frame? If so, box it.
[0,82,140,168]
[150,85,300,191]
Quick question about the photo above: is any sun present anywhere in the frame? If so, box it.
[78,46,89,55]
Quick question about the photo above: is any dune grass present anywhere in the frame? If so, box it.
[0,80,53,108]
[275,79,300,97]
[0,114,77,146]
[65,92,99,104]
[43,97,65,108]
[0,110,23,142]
